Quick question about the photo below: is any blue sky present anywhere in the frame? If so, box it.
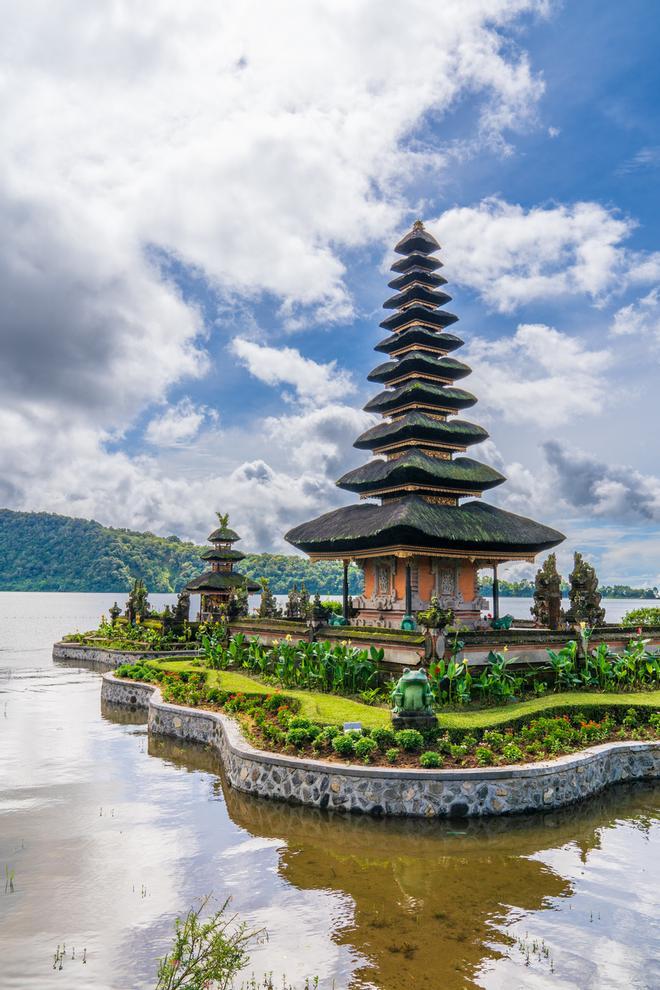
[1,1,659,585]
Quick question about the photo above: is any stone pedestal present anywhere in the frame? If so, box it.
[392,713,438,732]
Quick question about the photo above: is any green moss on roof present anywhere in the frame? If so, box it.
[380,304,458,331]
[375,327,463,354]
[185,570,261,592]
[368,352,471,384]
[383,285,452,310]
[286,495,565,556]
[208,526,241,543]
[364,381,477,415]
[354,412,488,450]
[200,548,246,562]
[337,453,505,494]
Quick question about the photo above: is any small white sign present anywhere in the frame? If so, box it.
[343,722,362,733]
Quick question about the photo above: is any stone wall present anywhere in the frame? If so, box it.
[101,673,659,819]
[52,641,200,668]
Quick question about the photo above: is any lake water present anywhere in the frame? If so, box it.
[1,592,659,989]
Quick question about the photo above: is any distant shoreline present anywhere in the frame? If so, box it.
[0,587,657,601]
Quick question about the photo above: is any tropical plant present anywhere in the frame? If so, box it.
[473,649,523,703]
[545,640,581,691]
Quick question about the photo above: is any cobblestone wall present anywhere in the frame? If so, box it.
[52,641,200,668]
[101,673,660,818]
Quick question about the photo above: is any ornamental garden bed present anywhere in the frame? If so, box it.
[114,659,660,772]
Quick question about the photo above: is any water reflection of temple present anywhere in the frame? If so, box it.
[146,734,657,990]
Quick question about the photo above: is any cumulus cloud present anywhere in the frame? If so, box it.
[0,0,556,542]
[265,403,375,476]
[433,197,655,312]
[611,288,660,343]
[231,338,355,406]
[465,323,612,426]
[145,399,217,447]
[543,440,660,522]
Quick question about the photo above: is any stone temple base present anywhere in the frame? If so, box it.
[391,712,438,732]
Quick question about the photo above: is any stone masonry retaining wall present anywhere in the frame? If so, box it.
[53,641,200,668]
[101,673,659,819]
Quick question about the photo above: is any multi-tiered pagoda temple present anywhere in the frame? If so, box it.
[186,513,261,620]
[286,222,564,628]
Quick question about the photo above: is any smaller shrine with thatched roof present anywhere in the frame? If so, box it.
[185,512,261,621]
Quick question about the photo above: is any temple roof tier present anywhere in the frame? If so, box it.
[200,547,247,562]
[336,452,505,497]
[382,285,452,310]
[390,252,442,274]
[285,495,565,560]
[379,304,458,332]
[364,381,477,416]
[207,525,241,543]
[374,327,464,355]
[186,571,261,593]
[353,412,488,452]
[387,270,447,291]
[285,219,565,573]
[367,351,471,386]
[394,222,441,255]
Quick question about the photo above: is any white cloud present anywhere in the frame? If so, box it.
[265,403,374,475]
[611,287,660,343]
[231,338,356,406]
[145,399,217,447]
[466,323,612,426]
[0,0,554,542]
[433,197,642,311]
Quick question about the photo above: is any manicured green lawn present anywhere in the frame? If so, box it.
[150,659,660,731]
[435,691,660,729]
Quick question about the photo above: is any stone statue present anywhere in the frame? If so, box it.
[109,601,121,625]
[531,553,562,629]
[391,668,437,730]
[174,589,191,623]
[563,551,605,627]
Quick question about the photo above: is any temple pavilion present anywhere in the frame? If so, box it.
[285,222,564,628]
[186,513,261,620]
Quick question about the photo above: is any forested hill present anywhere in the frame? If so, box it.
[0,509,363,594]
[1,509,656,598]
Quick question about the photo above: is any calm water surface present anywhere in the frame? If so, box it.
[1,592,659,990]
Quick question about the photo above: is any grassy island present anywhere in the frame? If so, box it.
[112,624,660,772]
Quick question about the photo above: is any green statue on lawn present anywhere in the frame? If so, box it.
[392,668,435,716]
